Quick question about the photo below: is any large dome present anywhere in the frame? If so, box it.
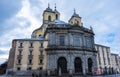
[54,20,67,25]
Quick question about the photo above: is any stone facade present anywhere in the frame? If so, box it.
[111,53,120,73]
[95,44,112,74]
[7,5,120,76]
[7,39,48,71]
[45,22,97,75]
[7,41,16,70]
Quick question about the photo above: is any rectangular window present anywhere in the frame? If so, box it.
[17,67,20,71]
[40,59,43,64]
[107,50,110,65]
[102,48,106,65]
[19,50,22,55]
[39,67,42,70]
[27,67,32,70]
[29,42,33,48]
[98,49,101,65]
[18,59,21,64]
[40,43,43,48]
[74,36,80,47]
[86,37,92,48]
[115,56,118,65]
[40,50,43,55]
[19,42,23,48]
[29,59,32,64]
[29,50,33,55]
[59,36,65,46]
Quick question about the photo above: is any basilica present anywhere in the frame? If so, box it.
[7,5,120,76]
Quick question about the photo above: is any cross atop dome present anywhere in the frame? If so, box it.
[72,8,80,18]
[54,3,56,10]
[74,8,76,14]
[48,3,50,8]
[44,3,53,12]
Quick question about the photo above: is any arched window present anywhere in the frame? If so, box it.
[39,34,41,37]
[75,19,79,25]
[77,21,79,25]
[48,15,51,21]
[56,14,58,20]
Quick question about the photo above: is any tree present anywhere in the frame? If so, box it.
[0,61,7,75]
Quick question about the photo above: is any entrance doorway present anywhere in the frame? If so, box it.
[74,57,83,73]
[57,57,67,74]
[88,58,93,73]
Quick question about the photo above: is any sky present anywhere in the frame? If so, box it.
[0,0,120,64]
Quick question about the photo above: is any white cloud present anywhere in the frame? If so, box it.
[0,54,8,64]
[0,0,42,60]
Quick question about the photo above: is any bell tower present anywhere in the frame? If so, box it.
[31,4,60,38]
[43,4,60,24]
[69,9,83,26]
[54,3,60,20]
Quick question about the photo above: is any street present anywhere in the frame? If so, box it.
[0,74,120,77]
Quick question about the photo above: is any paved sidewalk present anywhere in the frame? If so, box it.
[0,74,120,77]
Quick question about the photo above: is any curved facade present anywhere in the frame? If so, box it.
[31,5,98,75]
[45,23,97,75]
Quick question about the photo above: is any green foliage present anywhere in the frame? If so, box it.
[0,61,7,75]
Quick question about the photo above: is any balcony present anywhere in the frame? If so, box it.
[29,47,34,50]
[18,46,23,48]
[29,46,34,48]
[28,63,33,65]
[16,63,21,65]
[40,46,44,48]
[28,55,33,59]
[17,55,22,59]
[39,55,44,59]
[39,63,43,65]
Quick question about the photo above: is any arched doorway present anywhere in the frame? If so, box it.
[74,57,82,73]
[57,57,67,74]
[88,58,93,73]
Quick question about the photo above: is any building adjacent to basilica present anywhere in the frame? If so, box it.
[95,44,112,74]
[111,53,120,73]
[7,5,120,76]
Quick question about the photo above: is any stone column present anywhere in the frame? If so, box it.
[83,68,86,75]
[93,53,98,75]
[69,69,73,77]
[82,54,87,75]
[58,67,61,76]
[47,54,50,76]
[68,52,73,75]
[47,69,50,76]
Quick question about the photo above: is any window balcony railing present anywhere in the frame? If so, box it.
[16,63,21,65]
[18,46,23,48]
[28,55,33,59]
[29,46,34,48]
[39,46,44,48]
[28,63,33,65]
[39,63,43,65]
[39,55,44,59]
[17,55,22,59]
